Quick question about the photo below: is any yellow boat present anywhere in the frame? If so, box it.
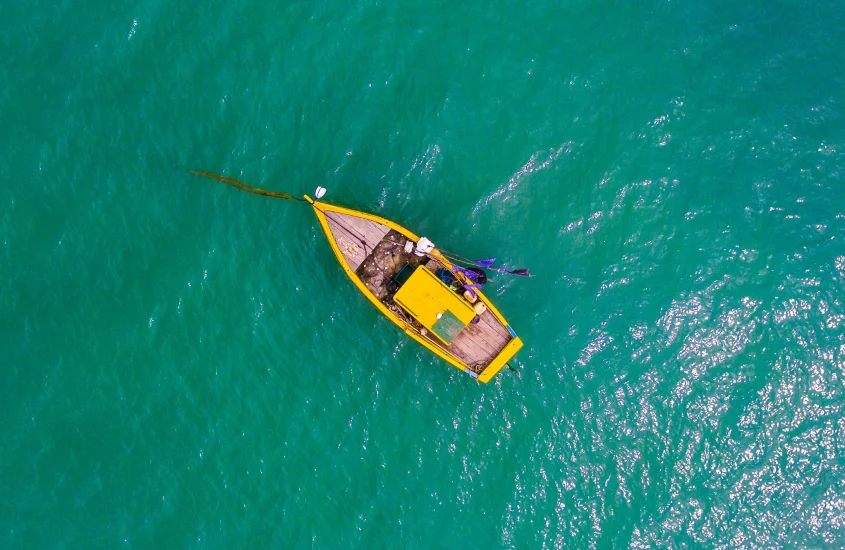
[192,171,523,383]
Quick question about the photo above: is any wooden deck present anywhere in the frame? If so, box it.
[322,209,513,370]
[324,210,390,271]
[424,258,513,369]
[449,310,512,367]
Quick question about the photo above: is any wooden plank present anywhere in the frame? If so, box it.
[477,314,511,343]
[477,311,512,343]
[457,312,509,348]
[451,333,505,364]
[324,211,390,271]
[455,339,497,365]
[460,328,507,355]
[462,332,506,360]
[454,323,498,351]
[326,212,366,247]
[326,212,389,250]
[478,310,513,344]
[325,217,369,270]
[451,331,495,364]
[449,311,511,365]
[450,339,488,365]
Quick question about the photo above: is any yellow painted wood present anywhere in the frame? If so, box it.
[478,337,524,383]
[393,266,476,332]
[308,195,522,383]
[310,201,471,374]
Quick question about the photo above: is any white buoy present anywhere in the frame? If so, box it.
[315,186,327,199]
[414,236,435,257]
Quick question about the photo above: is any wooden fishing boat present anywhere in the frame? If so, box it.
[191,171,523,383]
[307,197,522,382]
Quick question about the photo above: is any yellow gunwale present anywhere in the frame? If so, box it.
[306,196,522,382]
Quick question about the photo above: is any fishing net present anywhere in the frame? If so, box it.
[355,230,428,300]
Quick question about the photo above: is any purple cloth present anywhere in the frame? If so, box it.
[452,265,480,281]
[473,258,497,269]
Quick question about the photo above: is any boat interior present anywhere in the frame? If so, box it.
[323,210,513,373]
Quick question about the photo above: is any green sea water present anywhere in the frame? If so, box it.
[3,0,845,547]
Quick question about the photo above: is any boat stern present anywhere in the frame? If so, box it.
[477,333,523,383]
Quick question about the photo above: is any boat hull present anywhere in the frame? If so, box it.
[307,196,522,383]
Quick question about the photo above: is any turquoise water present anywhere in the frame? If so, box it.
[3,0,844,547]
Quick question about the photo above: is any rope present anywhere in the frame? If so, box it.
[426,253,479,289]
[189,170,306,202]
[437,249,479,267]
